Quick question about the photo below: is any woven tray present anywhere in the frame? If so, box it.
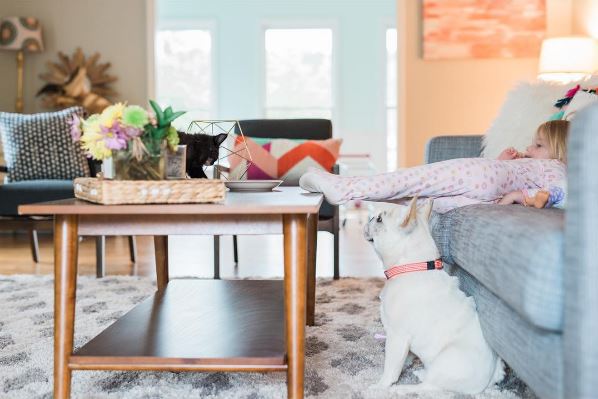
[74,177,226,205]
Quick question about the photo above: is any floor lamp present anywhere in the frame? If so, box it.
[0,17,44,113]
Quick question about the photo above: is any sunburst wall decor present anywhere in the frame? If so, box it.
[36,47,117,113]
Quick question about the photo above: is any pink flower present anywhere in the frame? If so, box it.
[122,125,143,139]
[68,114,82,141]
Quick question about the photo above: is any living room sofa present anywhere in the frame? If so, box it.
[426,104,598,399]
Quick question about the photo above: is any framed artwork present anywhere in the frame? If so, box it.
[423,0,546,60]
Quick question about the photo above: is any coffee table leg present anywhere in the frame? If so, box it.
[283,214,307,399]
[154,236,169,291]
[306,213,317,326]
[54,215,79,399]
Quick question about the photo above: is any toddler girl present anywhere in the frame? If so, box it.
[300,120,569,213]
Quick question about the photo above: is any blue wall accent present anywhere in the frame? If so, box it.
[157,0,396,171]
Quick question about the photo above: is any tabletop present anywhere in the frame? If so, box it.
[19,187,323,216]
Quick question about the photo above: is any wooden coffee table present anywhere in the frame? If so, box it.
[19,187,323,399]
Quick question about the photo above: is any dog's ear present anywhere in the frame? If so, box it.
[400,196,418,228]
[420,198,434,221]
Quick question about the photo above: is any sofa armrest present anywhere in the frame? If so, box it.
[424,135,483,164]
[563,104,598,398]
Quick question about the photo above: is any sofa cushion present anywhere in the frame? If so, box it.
[444,262,563,399]
[431,204,564,332]
[0,180,74,215]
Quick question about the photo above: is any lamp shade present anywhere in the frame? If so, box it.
[538,37,598,81]
[0,17,44,52]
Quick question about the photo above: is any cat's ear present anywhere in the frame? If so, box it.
[213,133,228,146]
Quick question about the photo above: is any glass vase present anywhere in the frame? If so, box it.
[112,146,166,180]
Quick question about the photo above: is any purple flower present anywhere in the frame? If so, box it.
[68,114,82,141]
[100,122,128,150]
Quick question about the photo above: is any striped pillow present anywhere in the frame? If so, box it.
[229,136,342,184]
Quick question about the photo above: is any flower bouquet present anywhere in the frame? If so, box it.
[70,100,185,180]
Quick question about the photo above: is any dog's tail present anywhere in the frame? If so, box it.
[490,357,506,386]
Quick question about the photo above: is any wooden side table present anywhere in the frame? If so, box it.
[19,187,322,399]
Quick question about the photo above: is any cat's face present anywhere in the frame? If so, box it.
[178,132,227,171]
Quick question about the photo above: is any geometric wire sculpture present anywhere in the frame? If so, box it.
[185,120,252,181]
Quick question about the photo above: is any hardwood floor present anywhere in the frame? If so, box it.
[0,216,382,278]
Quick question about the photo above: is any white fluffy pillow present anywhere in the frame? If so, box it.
[482,76,598,158]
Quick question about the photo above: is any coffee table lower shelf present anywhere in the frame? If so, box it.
[70,279,287,372]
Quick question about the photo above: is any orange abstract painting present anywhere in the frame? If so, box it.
[423,0,546,60]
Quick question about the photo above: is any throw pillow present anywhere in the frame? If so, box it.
[482,76,598,159]
[563,90,598,120]
[0,107,90,182]
[229,136,342,184]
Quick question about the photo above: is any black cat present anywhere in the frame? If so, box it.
[178,132,228,178]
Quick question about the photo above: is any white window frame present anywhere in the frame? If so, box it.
[260,20,339,132]
[385,24,398,171]
[152,18,219,119]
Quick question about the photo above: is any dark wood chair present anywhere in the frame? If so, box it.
[213,119,341,279]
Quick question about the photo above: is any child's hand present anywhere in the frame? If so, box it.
[497,147,523,160]
[498,190,524,205]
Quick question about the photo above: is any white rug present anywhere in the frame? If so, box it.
[0,275,537,399]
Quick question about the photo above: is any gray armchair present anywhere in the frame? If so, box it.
[213,119,341,279]
[424,104,598,398]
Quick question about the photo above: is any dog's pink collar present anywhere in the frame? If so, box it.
[384,259,443,280]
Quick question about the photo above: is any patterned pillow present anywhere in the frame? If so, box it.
[229,136,342,184]
[0,107,90,182]
[563,90,598,120]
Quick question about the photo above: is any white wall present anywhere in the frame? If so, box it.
[0,0,148,114]
[397,0,580,166]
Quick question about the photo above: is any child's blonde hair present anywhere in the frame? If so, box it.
[536,120,570,163]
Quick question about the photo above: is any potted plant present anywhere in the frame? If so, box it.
[70,100,184,180]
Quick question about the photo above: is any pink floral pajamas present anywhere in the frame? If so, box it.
[308,158,566,213]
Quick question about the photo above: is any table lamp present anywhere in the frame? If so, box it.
[0,17,44,113]
[538,36,598,83]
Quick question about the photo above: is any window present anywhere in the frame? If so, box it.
[155,29,213,130]
[386,28,397,171]
[265,28,333,119]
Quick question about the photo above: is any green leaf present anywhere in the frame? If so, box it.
[164,110,186,125]
[153,126,167,140]
[149,100,164,126]
[170,110,186,120]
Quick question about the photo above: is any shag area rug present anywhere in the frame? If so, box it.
[0,275,537,399]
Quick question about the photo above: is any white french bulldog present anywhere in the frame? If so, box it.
[364,198,504,394]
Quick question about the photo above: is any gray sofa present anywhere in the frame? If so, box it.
[426,104,598,399]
